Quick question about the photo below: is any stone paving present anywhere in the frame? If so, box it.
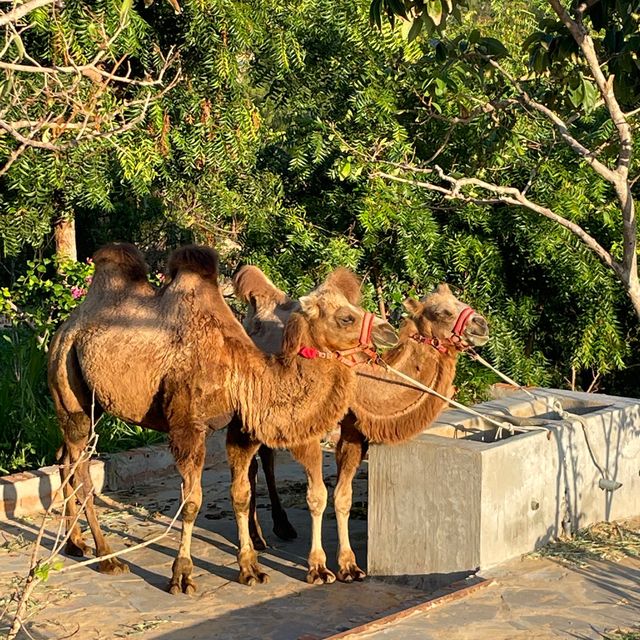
[1,449,639,640]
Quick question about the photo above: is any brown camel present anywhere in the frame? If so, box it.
[48,244,397,593]
[234,267,489,581]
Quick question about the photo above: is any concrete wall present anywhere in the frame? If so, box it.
[0,430,226,520]
[368,388,640,578]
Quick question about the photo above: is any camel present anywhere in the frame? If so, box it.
[234,267,489,581]
[48,243,397,593]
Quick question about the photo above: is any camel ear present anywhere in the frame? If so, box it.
[403,297,422,315]
[437,283,452,295]
[322,267,362,305]
[281,312,307,362]
[299,295,320,320]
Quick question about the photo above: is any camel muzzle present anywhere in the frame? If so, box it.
[371,321,398,349]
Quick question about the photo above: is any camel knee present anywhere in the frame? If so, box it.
[182,501,199,523]
[334,487,352,516]
[306,485,327,516]
[231,485,251,512]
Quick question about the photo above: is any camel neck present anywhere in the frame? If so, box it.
[349,329,458,445]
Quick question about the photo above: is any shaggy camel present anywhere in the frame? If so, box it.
[48,244,396,593]
[234,267,489,581]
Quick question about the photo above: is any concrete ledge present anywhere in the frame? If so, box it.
[0,430,226,521]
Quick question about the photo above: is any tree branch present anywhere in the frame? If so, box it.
[546,0,636,289]
[374,167,624,281]
[0,0,55,27]
[487,58,618,184]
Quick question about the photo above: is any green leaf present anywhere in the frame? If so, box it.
[478,37,509,58]
[339,159,352,179]
[120,0,133,23]
[370,0,383,29]
[386,0,408,20]
[407,16,424,42]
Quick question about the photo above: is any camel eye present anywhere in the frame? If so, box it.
[338,314,355,326]
[439,308,454,319]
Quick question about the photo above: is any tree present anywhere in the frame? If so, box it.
[0,0,180,260]
[368,0,640,319]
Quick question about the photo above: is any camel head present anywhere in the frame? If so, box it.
[403,284,489,349]
[281,269,398,359]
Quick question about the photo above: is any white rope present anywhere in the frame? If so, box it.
[466,349,621,491]
[378,361,551,440]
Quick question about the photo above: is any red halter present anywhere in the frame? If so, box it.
[298,311,378,367]
[412,306,476,353]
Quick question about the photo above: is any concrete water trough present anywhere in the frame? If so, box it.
[367,388,640,583]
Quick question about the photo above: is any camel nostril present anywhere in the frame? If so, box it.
[372,324,399,348]
[473,316,488,331]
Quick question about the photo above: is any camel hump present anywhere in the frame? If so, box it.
[93,243,148,281]
[233,265,289,307]
[168,245,219,281]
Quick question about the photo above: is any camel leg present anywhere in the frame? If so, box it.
[335,418,367,582]
[227,420,269,586]
[59,444,89,558]
[290,439,335,585]
[259,445,297,541]
[56,407,126,574]
[248,456,267,551]
[73,440,129,574]
[168,428,206,595]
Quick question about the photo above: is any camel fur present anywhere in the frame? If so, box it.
[48,244,396,592]
[234,271,489,582]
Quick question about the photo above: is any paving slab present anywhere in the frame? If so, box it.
[1,452,639,640]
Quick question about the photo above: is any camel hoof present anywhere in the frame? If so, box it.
[98,558,129,575]
[168,573,197,595]
[169,557,196,595]
[273,516,297,541]
[307,566,336,585]
[65,539,88,558]
[337,564,366,583]
[168,576,196,595]
[238,566,270,587]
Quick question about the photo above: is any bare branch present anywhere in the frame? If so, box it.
[374,167,624,281]
[546,0,636,290]
[0,0,55,27]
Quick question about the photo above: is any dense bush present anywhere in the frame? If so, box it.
[1,0,638,473]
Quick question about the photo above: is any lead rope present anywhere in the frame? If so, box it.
[467,348,621,492]
[377,360,551,440]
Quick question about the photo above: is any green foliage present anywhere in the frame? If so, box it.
[2,0,640,474]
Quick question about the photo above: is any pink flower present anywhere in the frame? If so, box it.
[70,285,87,300]
[86,257,93,264]
[85,275,93,285]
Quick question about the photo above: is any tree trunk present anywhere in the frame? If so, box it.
[53,215,77,263]
[626,281,640,323]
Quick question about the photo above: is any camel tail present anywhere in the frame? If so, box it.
[93,243,148,282]
[168,245,219,281]
[233,265,289,308]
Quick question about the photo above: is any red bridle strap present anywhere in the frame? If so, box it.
[452,306,475,339]
[298,311,378,367]
[412,306,477,353]
[359,311,375,347]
